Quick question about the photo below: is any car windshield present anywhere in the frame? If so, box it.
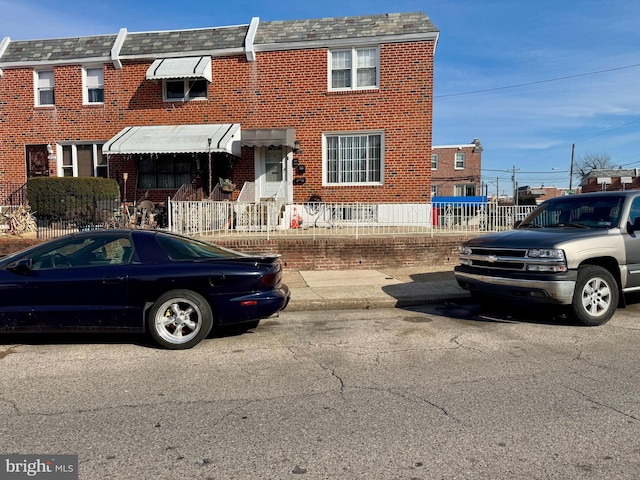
[156,233,247,261]
[519,196,624,229]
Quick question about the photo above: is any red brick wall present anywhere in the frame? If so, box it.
[0,40,436,204]
[431,145,482,197]
[0,234,464,271]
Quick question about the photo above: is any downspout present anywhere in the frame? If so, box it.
[111,28,128,70]
[0,36,11,76]
[244,17,259,62]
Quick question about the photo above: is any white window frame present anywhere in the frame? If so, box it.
[328,46,379,91]
[431,153,438,170]
[323,131,384,186]
[58,144,108,178]
[35,70,54,106]
[431,185,438,197]
[454,184,476,196]
[162,78,208,102]
[455,152,466,170]
[83,66,104,104]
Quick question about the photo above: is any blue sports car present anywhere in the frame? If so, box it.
[0,230,290,349]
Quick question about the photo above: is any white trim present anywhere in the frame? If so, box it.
[111,28,127,70]
[322,130,385,186]
[433,143,476,150]
[328,46,379,92]
[34,69,54,107]
[82,66,104,105]
[255,31,439,52]
[245,17,259,62]
[0,36,10,76]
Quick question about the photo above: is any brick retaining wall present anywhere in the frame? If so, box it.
[0,234,469,271]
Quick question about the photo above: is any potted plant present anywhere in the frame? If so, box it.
[218,178,236,194]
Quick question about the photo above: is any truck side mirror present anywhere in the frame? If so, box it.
[627,217,640,234]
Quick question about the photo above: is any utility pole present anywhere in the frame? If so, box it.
[569,143,575,191]
[512,165,518,206]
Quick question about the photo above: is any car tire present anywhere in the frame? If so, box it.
[148,289,214,349]
[570,265,618,326]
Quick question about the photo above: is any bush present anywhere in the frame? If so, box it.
[27,177,120,225]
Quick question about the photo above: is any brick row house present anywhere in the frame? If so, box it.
[430,139,483,198]
[0,12,440,207]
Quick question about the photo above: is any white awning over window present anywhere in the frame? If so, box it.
[146,56,212,83]
[103,124,241,156]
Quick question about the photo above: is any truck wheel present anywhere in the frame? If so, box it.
[571,265,618,326]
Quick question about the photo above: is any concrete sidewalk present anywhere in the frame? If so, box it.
[282,267,468,312]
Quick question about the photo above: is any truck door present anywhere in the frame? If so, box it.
[623,196,640,289]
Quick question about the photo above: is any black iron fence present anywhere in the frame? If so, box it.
[3,188,126,239]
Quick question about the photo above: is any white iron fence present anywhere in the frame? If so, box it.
[168,200,537,238]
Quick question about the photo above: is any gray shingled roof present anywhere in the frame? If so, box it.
[119,26,249,57]
[0,12,438,65]
[256,12,437,44]
[1,35,117,63]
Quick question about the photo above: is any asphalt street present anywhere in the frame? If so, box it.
[2,300,640,479]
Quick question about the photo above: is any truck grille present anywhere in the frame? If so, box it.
[463,247,529,272]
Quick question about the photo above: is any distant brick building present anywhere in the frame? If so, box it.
[0,12,439,205]
[430,139,483,197]
[581,169,640,193]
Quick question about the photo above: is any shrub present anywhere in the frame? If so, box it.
[27,177,120,226]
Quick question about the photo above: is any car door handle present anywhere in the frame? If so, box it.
[103,276,125,284]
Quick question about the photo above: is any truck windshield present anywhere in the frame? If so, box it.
[520,197,624,229]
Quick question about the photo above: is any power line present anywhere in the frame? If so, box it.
[434,63,640,99]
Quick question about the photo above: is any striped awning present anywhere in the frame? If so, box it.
[103,124,241,156]
[146,56,212,83]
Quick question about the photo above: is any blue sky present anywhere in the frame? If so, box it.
[2,0,639,192]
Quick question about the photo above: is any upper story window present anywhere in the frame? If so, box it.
[84,67,104,104]
[431,154,438,170]
[164,79,208,102]
[35,70,54,106]
[60,144,107,178]
[324,132,383,185]
[455,152,466,169]
[329,47,379,91]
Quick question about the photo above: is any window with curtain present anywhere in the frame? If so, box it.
[59,144,107,178]
[36,70,54,106]
[85,67,104,104]
[325,133,382,185]
[138,155,192,189]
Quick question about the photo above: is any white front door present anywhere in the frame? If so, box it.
[255,147,289,201]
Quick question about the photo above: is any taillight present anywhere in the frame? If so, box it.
[258,271,280,287]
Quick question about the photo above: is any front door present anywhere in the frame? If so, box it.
[258,147,286,200]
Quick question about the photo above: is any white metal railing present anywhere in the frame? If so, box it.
[168,200,537,237]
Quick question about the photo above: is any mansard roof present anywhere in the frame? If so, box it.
[0,12,438,68]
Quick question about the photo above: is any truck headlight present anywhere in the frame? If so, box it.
[459,246,472,255]
[527,248,565,260]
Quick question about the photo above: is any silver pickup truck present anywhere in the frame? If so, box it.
[454,191,640,325]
